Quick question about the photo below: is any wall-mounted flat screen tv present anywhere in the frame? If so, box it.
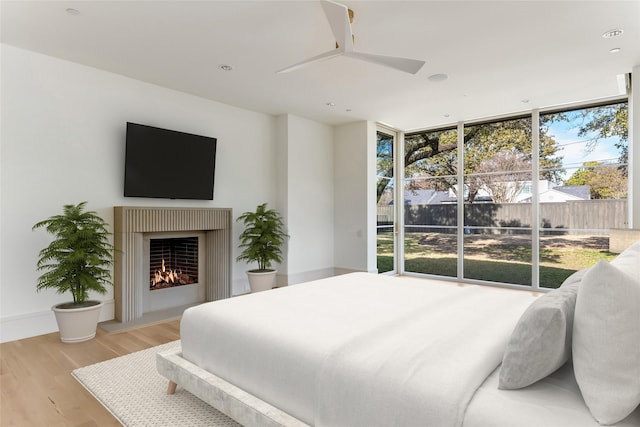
[124,122,217,200]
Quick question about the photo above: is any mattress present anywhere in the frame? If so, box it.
[180,272,536,426]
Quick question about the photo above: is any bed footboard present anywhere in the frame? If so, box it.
[156,346,309,427]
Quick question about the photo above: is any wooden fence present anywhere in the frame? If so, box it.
[377,199,628,234]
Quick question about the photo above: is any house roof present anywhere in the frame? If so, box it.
[1,1,638,130]
[554,185,591,200]
[520,185,590,203]
[403,189,454,205]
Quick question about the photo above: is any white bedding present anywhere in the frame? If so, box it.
[181,272,536,426]
[464,361,640,427]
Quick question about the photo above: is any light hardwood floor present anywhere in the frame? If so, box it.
[0,319,181,426]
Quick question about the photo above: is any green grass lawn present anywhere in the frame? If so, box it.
[377,232,616,288]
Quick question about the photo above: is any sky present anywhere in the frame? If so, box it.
[379,106,627,184]
[545,110,624,180]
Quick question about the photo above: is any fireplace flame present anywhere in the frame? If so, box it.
[151,258,189,288]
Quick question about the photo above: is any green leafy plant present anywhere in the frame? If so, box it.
[236,203,288,272]
[33,202,114,307]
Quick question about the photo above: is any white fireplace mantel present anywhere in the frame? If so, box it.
[113,206,232,323]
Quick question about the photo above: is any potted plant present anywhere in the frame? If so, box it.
[33,202,114,343]
[236,203,289,292]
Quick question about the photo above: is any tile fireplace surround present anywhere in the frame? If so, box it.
[113,206,232,323]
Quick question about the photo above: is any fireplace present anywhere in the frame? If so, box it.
[113,207,232,323]
[143,231,206,313]
[149,236,199,290]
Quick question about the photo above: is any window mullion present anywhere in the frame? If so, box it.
[532,109,540,291]
[397,131,405,275]
[457,122,465,281]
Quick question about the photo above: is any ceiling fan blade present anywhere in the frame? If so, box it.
[277,1,425,75]
[344,51,426,74]
[321,0,354,51]
[277,48,344,74]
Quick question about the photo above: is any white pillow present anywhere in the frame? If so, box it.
[611,240,640,278]
[573,259,640,425]
[498,270,584,390]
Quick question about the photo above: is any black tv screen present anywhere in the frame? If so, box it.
[124,122,217,200]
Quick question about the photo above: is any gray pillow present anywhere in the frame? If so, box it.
[498,269,587,390]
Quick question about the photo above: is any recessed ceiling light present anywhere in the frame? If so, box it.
[609,47,622,54]
[326,102,335,107]
[219,65,233,71]
[521,99,530,104]
[428,73,448,82]
[602,29,623,38]
[443,114,450,118]
[345,109,352,112]
[65,8,80,15]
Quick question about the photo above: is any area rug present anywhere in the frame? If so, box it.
[72,340,241,426]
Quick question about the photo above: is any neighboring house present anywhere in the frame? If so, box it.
[520,184,591,203]
[403,189,455,205]
[535,188,586,203]
[398,182,590,205]
[552,185,591,200]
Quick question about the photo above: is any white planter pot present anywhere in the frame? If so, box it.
[247,270,276,293]
[52,300,103,343]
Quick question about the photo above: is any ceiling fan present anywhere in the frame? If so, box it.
[277,0,425,75]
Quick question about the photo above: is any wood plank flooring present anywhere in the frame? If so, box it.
[0,319,181,426]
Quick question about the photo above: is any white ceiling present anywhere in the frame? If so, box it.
[2,1,639,130]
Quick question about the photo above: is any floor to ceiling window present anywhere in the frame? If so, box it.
[403,127,458,278]
[378,99,628,289]
[462,116,535,285]
[538,101,628,288]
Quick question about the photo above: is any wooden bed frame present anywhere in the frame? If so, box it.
[156,345,309,427]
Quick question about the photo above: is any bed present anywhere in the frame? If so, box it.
[157,242,640,427]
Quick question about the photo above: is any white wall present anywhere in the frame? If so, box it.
[276,114,335,284]
[0,45,337,342]
[333,121,377,273]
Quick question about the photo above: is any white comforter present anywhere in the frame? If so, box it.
[181,273,535,426]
